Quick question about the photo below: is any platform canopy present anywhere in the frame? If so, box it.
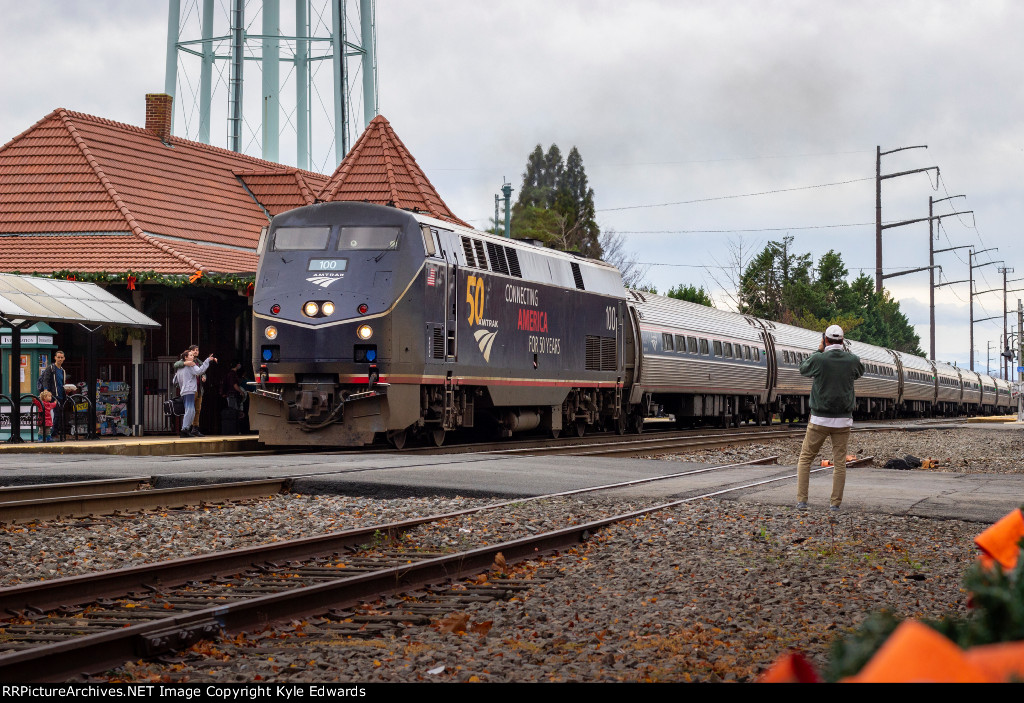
[0,273,159,328]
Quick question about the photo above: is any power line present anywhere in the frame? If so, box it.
[615,222,871,234]
[598,176,874,212]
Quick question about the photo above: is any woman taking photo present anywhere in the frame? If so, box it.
[174,348,216,438]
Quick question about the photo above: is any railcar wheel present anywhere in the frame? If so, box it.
[574,419,586,437]
[430,428,446,447]
[387,428,408,450]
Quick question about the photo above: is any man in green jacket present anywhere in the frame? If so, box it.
[796,325,865,512]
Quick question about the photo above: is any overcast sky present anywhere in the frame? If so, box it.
[2,0,1022,372]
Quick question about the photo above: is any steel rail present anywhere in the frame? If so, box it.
[0,456,870,682]
[0,477,148,502]
[0,478,290,524]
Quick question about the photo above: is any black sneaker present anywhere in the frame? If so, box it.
[190,427,205,438]
[179,429,191,438]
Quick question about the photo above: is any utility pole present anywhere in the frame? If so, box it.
[969,248,1000,370]
[926,195,970,359]
[999,266,1014,379]
[1018,299,1023,422]
[875,145,938,292]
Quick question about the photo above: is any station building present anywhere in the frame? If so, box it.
[0,94,464,435]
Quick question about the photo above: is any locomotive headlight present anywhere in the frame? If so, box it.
[264,325,278,340]
[356,324,373,340]
[303,301,319,317]
[321,301,335,316]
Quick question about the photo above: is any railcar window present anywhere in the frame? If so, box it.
[783,350,790,364]
[338,226,401,250]
[754,348,761,361]
[744,345,751,360]
[699,339,709,355]
[723,342,733,358]
[662,333,674,351]
[272,226,331,251]
[675,335,686,352]
[421,225,437,256]
[713,340,723,356]
[687,336,698,353]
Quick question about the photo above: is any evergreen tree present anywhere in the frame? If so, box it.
[737,239,923,355]
[666,283,715,307]
[510,144,602,258]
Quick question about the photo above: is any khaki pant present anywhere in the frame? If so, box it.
[796,423,851,507]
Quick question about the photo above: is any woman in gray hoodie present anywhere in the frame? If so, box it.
[174,349,217,437]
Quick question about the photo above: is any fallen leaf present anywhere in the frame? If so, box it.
[436,612,470,634]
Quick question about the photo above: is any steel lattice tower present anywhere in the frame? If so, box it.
[164,0,377,171]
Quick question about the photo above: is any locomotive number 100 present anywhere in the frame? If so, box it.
[606,306,617,331]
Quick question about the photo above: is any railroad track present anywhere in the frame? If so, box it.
[0,454,872,682]
[0,478,290,524]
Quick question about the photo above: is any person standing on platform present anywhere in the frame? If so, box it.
[174,348,216,438]
[173,344,209,436]
[795,325,864,513]
[38,350,69,441]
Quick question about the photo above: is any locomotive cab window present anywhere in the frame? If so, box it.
[420,225,437,256]
[337,226,401,250]
[272,226,331,251]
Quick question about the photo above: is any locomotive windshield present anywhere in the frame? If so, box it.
[338,226,401,251]
[272,226,330,251]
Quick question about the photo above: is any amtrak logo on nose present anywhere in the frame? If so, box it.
[306,276,341,288]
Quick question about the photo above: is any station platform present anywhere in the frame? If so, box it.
[0,434,261,456]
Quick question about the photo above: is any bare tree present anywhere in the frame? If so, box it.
[703,235,761,311]
[600,229,650,289]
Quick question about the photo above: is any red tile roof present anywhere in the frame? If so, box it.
[0,109,329,274]
[318,115,469,227]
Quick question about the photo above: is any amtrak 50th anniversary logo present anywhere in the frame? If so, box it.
[466,275,498,362]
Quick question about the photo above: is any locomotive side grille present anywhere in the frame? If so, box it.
[570,262,585,290]
[461,237,477,267]
[585,335,616,371]
[432,326,445,359]
[600,336,617,371]
[473,240,488,269]
[505,247,522,278]
[486,241,510,275]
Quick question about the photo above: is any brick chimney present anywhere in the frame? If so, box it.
[145,93,173,144]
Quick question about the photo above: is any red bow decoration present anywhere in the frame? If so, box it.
[246,282,254,296]
[127,275,136,291]
[189,270,203,283]
[67,275,76,281]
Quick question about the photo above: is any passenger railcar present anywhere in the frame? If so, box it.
[251,202,1013,446]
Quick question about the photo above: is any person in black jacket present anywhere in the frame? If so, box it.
[795,326,865,512]
[37,350,69,441]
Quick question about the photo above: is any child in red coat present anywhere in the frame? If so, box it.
[36,390,57,442]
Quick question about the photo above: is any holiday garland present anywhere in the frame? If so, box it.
[25,270,256,294]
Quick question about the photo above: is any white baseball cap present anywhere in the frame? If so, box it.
[825,324,844,341]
